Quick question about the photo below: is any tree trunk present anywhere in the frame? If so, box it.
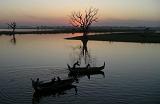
[12,29,15,39]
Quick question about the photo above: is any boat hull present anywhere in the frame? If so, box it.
[68,62,105,74]
[32,78,74,92]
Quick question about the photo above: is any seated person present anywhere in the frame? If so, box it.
[86,64,90,69]
[57,77,61,82]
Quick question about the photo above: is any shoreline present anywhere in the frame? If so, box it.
[1,30,160,43]
[0,30,74,35]
[66,32,160,43]
[0,28,159,35]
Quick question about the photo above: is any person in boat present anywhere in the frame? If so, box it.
[67,61,80,72]
[57,77,61,82]
[36,78,39,85]
[51,77,56,83]
[34,78,40,89]
[86,63,90,69]
[72,61,80,71]
[73,61,80,68]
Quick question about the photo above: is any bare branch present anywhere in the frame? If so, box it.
[7,22,16,31]
[69,7,98,36]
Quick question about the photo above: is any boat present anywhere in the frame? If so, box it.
[67,62,105,74]
[32,82,77,103]
[31,78,75,93]
[68,70,105,79]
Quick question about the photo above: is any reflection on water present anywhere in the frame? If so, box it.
[0,33,160,104]
[31,36,105,103]
[69,37,97,67]
[10,37,16,45]
[68,70,105,80]
[10,32,16,45]
[67,37,105,80]
[32,84,77,104]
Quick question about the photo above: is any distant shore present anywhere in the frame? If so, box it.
[66,32,160,43]
[1,28,160,43]
[0,30,74,35]
[0,27,159,35]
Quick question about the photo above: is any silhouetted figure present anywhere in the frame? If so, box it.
[68,62,105,80]
[51,77,56,83]
[86,64,90,69]
[36,78,39,82]
[32,83,77,104]
[57,77,61,82]
[36,78,39,86]
[73,61,80,69]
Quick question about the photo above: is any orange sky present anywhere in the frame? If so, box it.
[0,0,160,27]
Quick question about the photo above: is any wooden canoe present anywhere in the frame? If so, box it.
[31,78,74,92]
[67,62,105,74]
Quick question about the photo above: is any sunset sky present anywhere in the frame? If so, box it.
[0,0,160,27]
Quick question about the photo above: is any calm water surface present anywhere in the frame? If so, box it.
[0,33,160,104]
[0,29,54,32]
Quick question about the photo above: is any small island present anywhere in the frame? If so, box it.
[66,32,160,43]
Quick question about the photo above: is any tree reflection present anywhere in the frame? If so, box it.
[68,36,106,80]
[70,37,96,67]
[10,33,16,45]
[80,37,90,65]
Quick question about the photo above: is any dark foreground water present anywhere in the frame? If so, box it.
[0,33,160,104]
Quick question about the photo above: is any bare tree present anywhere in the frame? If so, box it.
[70,7,98,37]
[7,22,16,33]
[7,22,16,39]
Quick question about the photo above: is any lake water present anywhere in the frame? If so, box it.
[0,28,59,31]
[0,33,160,104]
